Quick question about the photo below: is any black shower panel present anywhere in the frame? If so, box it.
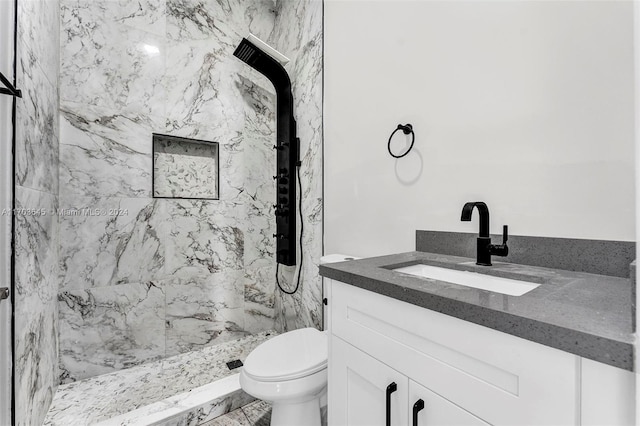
[233,38,298,266]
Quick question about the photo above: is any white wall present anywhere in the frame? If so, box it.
[324,0,635,257]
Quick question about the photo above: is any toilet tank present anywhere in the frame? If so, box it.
[321,254,359,331]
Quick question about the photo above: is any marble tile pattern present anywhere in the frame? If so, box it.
[201,408,255,426]
[45,331,276,425]
[239,76,277,334]
[152,390,254,426]
[268,0,324,333]
[58,281,166,382]
[13,0,61,425]
[58,197,165,291]
[58,0,294,381]
[163,271,246,357]
[163,199,245,276]
[201,397,327,426]
[59,105,156,200]
[14,189,60,426]
[154,136,219,199]
[201,400,272,426]
[236,400,272,426]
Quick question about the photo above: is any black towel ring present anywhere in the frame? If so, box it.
[387,123,414,158]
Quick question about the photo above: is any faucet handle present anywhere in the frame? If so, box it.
[488,225,509,258]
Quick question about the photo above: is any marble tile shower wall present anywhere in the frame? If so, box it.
[58,0,282,383]
[270,0,324,332]
[14,0,61,424]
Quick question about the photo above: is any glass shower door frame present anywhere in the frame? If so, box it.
[0,0,15,424]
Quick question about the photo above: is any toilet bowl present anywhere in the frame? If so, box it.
[240,327,328,426]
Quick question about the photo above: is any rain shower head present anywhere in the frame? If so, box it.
[235,33,290,65]
[233,35,291,89]
[233,38,262,65]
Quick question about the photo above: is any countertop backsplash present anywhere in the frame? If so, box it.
[416,230,635,278]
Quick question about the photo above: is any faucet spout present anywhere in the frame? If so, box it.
[461,201,508,266]
[461,202,490,238]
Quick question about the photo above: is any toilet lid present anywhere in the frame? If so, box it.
[243,328,328,382]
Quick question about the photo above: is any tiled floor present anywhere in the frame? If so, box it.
[201,400,271,426]
[44,331,277,425]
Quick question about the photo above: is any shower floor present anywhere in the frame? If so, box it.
[44,331,277,426]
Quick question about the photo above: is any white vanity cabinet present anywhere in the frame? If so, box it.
[327,279,635,426]
[331,335,488,426]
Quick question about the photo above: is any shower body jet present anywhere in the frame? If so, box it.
[233,34,299,266]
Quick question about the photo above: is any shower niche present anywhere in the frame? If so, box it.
[153,133,220,200]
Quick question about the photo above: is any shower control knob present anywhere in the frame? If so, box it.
[273,177,289,185]
[274,170,289,181]
[273,145,284,151]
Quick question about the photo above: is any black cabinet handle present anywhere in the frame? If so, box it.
[386,382,397,426]
[412,399,425,426]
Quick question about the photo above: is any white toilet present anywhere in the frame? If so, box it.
[240,327,328,426]
[240,254,358,426]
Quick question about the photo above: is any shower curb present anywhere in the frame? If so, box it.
[96,373,255,426]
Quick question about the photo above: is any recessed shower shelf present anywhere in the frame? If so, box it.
[152,133,220,200]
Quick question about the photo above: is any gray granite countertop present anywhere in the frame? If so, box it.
[319,251,634,371]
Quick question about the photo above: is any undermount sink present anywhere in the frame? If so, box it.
[393,264,540,296]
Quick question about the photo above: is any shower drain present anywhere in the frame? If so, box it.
[226,359,243,370]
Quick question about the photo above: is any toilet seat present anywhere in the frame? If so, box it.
[243,328,327,382]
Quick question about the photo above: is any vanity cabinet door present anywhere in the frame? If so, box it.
[329,335,408,426]
[581,358,635,425]
[409,380,490,426]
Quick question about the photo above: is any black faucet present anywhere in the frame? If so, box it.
[460,201,508,266]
